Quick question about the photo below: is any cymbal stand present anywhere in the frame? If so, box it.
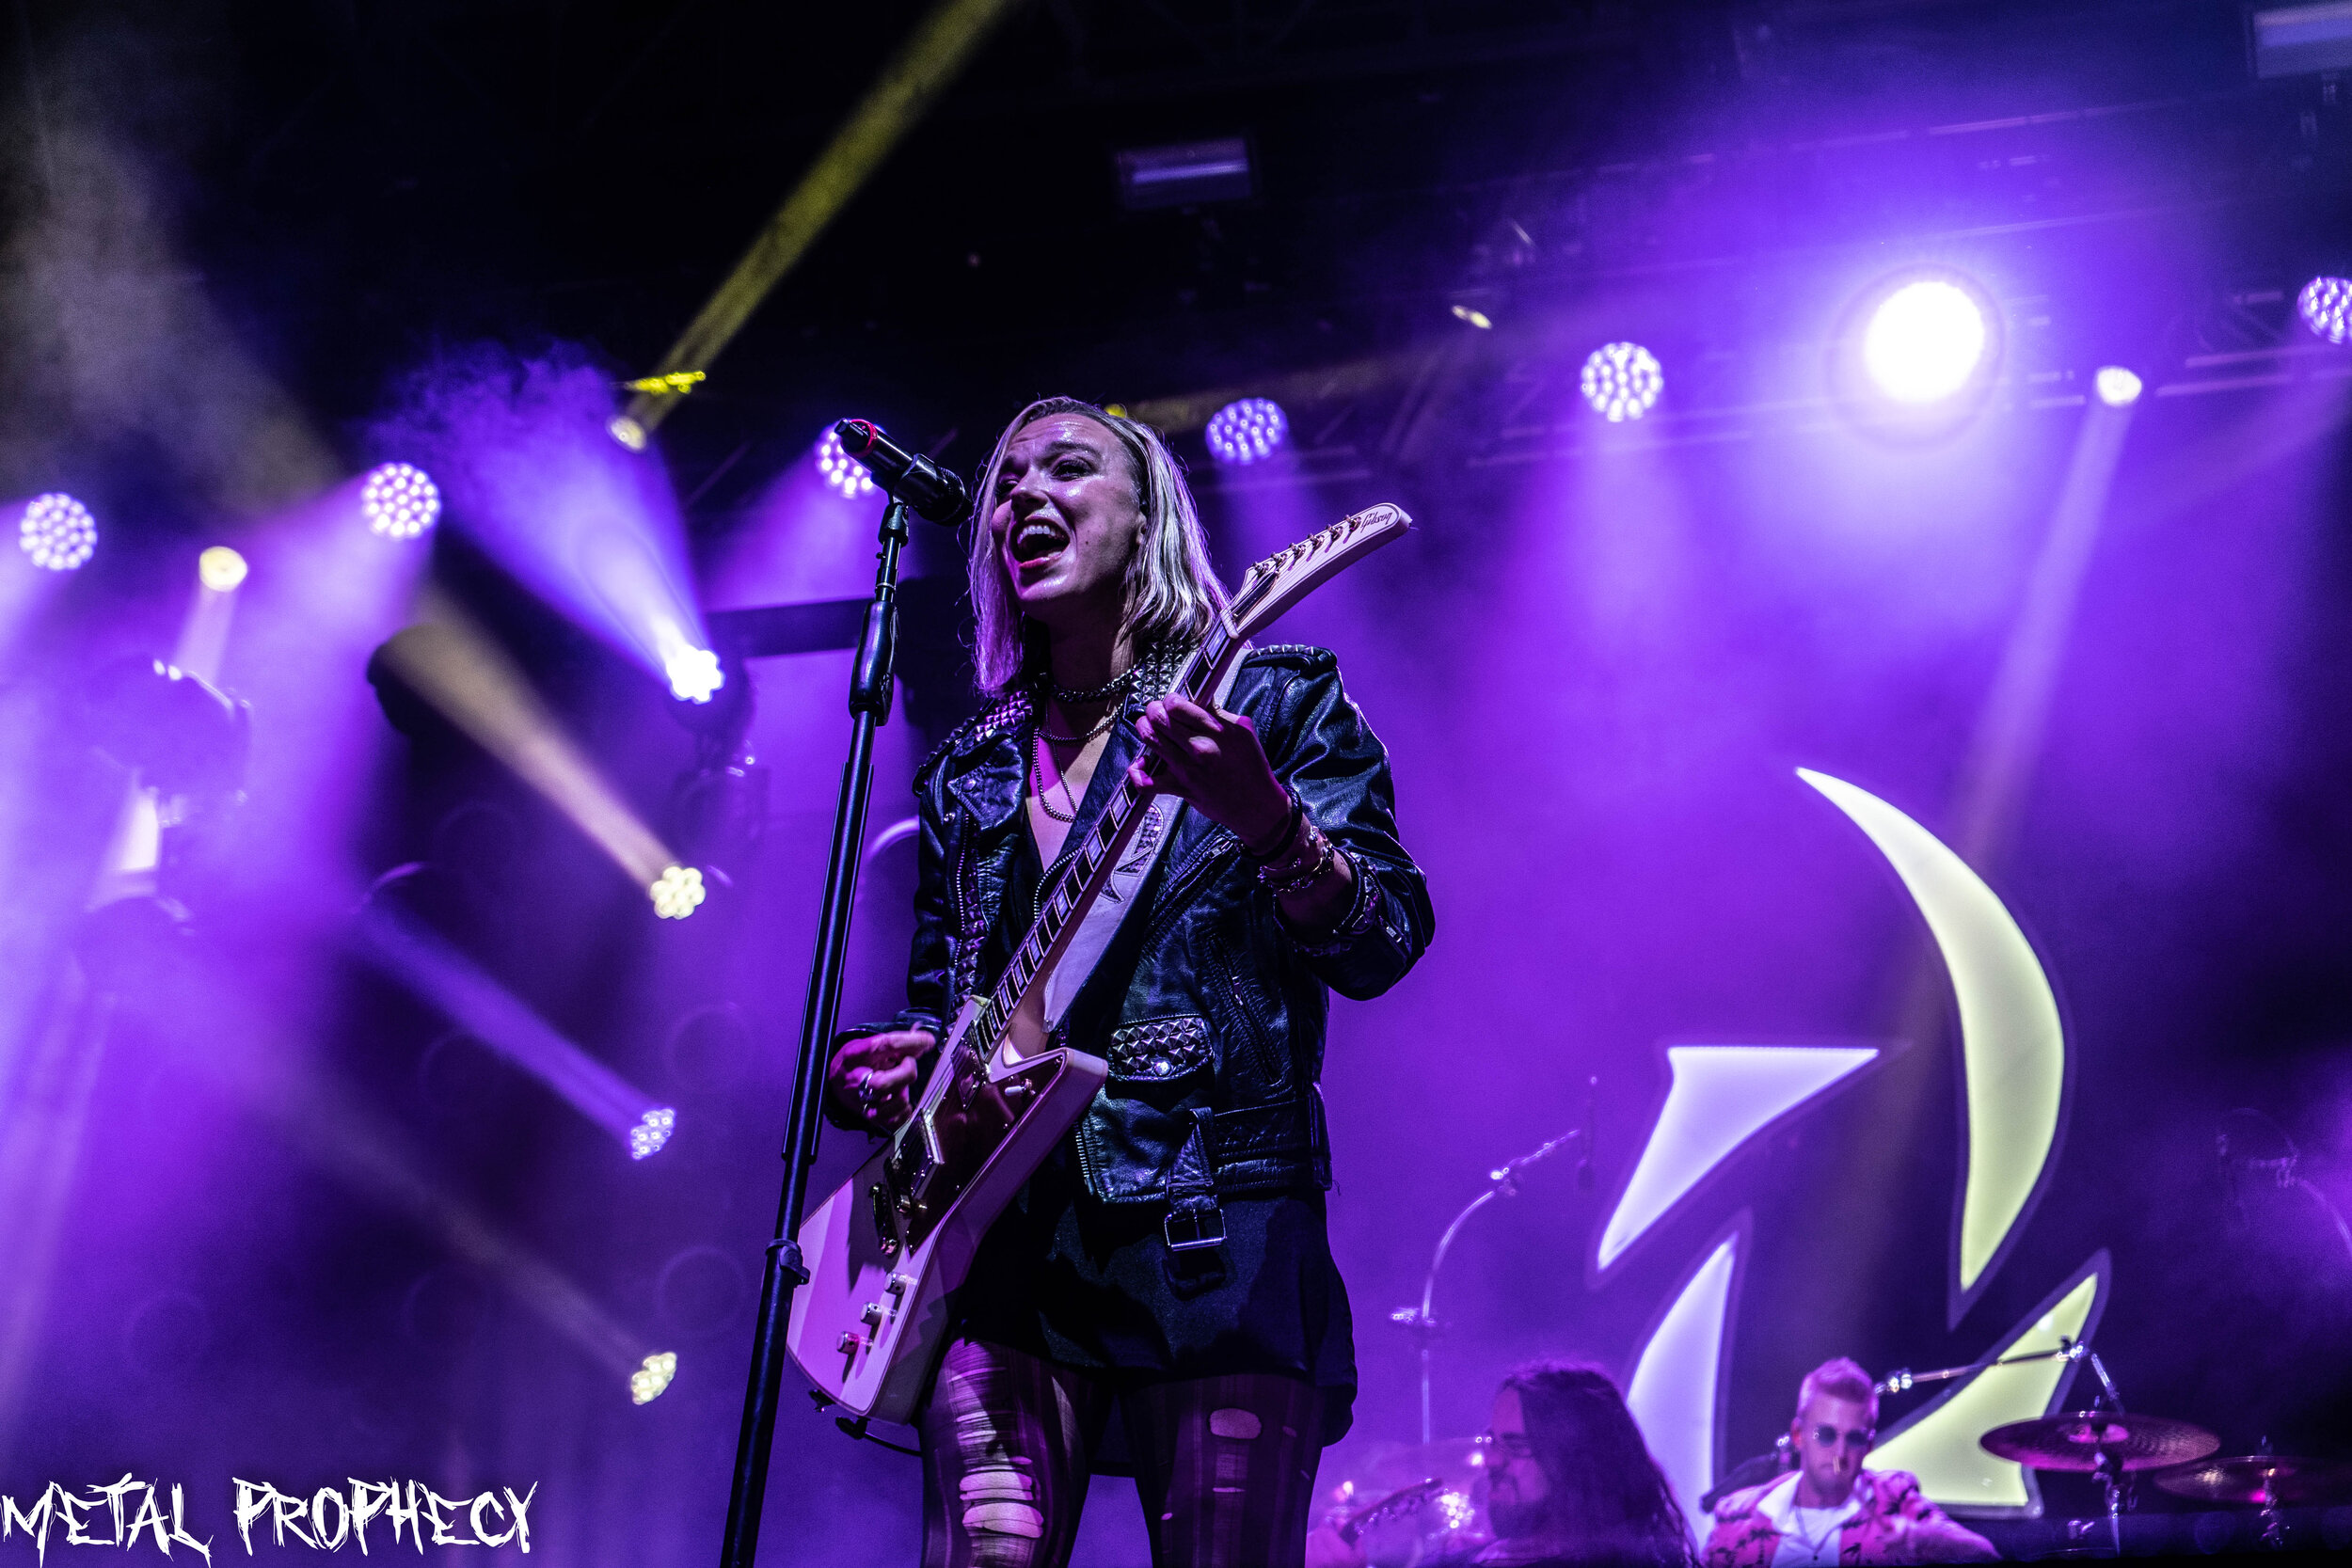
[2091,1449,2123,1560]
[2255,1438,2285,1552]
[2074,1337,2127,1559]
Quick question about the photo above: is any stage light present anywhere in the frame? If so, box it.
[650,864,706,920]
[815,426,878,499]
[18,493,96,571]
[629,1350,678,1405]
[1452,304,1495,330]
[650,615,724,704]
[1204,398,1289,466]
[2092,366,2142,407]
[1863,280,1988,404]
[608,414,649,451]
[359,890,688,1158]
[628,1106,678,1160]
[198,546,247,592]
[361,463,441,539]
[1579,342,1664,422]
[2296,276,2352,344]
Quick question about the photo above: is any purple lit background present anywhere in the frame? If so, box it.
[4,4,2352,1564]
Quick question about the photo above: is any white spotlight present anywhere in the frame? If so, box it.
[629,1351,678,1404]
[19,493,97,571]
[1863,280,1990,404]
[2092,366,2143,407]
[649,616,724,705]
[650,865,707,920]
[1579,342,1665,422]
[361,463,441,539]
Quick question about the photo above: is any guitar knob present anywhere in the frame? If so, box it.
[861,1301,887,1327]
[836,1332,864,1355]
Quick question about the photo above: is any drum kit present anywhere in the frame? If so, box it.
[1980,1412,2350,1555]
[1324,1338,2349,1562]
[1341,1121,2350,1561]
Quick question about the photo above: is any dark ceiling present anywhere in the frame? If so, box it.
[8,0,2346,529]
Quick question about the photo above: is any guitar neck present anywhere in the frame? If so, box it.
[981,623,1244,1034]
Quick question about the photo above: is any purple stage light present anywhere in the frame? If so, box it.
[2093,366,2143,407]
[629,1106,678,1160]
[18,493,97,571]
[1579,342,1664,421]
[2296,276,2352,344]
[816,427,878,499]
[1204,398,1289,466]
[362,462,441,539]
[1863,280,1989,404]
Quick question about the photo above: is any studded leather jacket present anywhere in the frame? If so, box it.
[873,644,1434,1227]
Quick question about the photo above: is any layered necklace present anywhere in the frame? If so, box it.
[1030,674,1127,824]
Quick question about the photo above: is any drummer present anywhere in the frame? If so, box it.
[1702,1359,1994,1566]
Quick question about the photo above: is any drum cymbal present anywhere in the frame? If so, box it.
[2153,1455,2352,1506]
[1979,1412,2219,1472]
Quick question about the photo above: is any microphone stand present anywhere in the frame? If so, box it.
[1872,1338,2092,1396]
[719,494,913,1568]
[1391,1120,1589,1445]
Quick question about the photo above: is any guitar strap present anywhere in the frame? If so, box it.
[1039,642,1249,1031]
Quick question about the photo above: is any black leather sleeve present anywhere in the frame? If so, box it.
[1244,648,1435,1000]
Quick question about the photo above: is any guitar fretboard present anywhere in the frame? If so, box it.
[982,623,1234,1035]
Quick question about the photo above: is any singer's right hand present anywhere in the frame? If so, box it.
[824,1029,934,1132]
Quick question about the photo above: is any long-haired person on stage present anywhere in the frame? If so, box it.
[1309,1363,1694,1568]
[822,397,1435,1568]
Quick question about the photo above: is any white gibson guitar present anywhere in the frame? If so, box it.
[787,501,1412,1427]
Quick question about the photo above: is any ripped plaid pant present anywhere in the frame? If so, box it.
[918,1337,1327,1568]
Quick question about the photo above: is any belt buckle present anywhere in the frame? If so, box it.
[1163,1207,1226,1253]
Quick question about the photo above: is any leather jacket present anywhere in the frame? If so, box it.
[874,644,1434,1227]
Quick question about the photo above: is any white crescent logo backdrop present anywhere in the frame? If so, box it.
[1608,768,2097,1528]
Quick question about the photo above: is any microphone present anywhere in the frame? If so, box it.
[834,420,969,526]
[1577,1075,1597,1192]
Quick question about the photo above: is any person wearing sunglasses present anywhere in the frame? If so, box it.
[1701,1359,1995,1566]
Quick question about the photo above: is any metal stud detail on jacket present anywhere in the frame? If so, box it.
[1107,1016,1214,1080]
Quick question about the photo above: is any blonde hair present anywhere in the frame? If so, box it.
[1797,1358,1880,1422]
[967,397,1228,696]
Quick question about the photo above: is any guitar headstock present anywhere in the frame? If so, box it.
[1227,502,1410,641]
